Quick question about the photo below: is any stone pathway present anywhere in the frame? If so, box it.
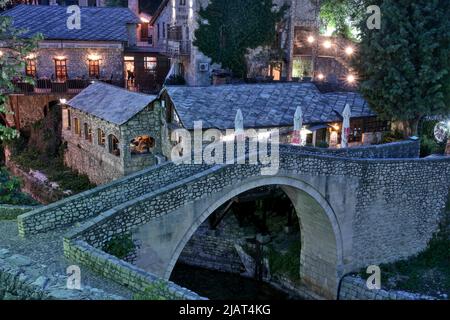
[0,220,134,299]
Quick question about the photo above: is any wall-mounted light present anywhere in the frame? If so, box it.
[87,54,101,61]
[26,53,36,60]
[140,17,150,23]
[55,55,66,60]
[323,40,332,49]
[317,73,325,81]
[307,36,315,44]
[0,51,3,57]
[60,98,67,104]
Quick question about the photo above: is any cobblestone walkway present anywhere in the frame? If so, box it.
[0,220,133,299]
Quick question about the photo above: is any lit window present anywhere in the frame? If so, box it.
[84,123,92,143]
[88,60,100,78]
[144,57,157,73]
[74,118,81,136]
[63,108,71,130]
[97,129,106,147]
[25,59,37,77]
[54,59,67,81]
[130,135,155,155]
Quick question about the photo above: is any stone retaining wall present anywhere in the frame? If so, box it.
[0,205,39,221]
[339,276,436,300]
[0,248,123,300]
[63,239,205,300]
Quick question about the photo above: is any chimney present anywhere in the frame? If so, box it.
[128,0,139,16]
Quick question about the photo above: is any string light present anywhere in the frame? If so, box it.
[347,74,356,83]
[345,46,354,56]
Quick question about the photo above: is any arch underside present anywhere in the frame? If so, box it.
[155,175,345,299]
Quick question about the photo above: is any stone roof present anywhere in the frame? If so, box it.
[165,83,375,130]
[67,82,157,125]
[0,5,139,42]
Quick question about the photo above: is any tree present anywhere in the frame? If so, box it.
[0,10,42,142]
[353,0,450,136]
[194,0,287,78]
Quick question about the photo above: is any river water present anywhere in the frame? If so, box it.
[171,264,290,300]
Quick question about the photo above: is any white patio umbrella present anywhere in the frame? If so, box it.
[235,109,244,137]
[341,104,352,148]
[292,106,303,145]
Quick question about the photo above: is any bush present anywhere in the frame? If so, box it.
[267,239,301,281]
[10,147,95,194]
[0,167,37,205]
[419,121,446,157]
[0,206,33,220]
[381,130,404,144]
[103,234,135,260]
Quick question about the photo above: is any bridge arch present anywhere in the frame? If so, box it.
[165,175,345,299]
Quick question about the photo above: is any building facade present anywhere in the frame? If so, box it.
[62,82,166,184]
[150,0,355,87]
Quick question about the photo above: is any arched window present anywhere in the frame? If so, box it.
[108,134,120,157]
[84,123,92,142]
[74,118,81,136]
[130,135,155,155]
[97,129,106,147]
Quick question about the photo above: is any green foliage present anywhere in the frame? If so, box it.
[0,14,42,142]
[194,0,287,78]
[134,280,181,300]
[316,141,330,149]
[0,167,37,205]
[103,234,135,260]
[381,129,404,144]
[419,120,446,157]
[10,145,95,194]
[267,239,301,281]
[354,0,450,135]
[0,205,32,220]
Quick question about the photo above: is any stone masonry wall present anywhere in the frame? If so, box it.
[178,215,245,274]
[339,276,435,300]
[63,107,125,185]
[35,46,124,81]
[63,239,204,300]
[0,248,123,300]
[18,162,211,237]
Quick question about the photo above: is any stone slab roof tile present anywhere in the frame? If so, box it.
[67,82,157,125]
[0,5,139,42]
[166,83,375,130]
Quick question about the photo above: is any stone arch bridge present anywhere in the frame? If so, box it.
[18,141,450,299]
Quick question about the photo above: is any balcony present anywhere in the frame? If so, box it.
[12,78,123,95]
[166,40,191,57]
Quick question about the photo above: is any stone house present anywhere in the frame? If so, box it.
[149,0,355,87]
[160,82,389,148]
[1,3,170,93]
[62,82,166,184]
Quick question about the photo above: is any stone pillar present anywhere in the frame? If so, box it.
[446,139,450,156]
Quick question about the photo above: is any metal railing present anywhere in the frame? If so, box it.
[12,78,121,95]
